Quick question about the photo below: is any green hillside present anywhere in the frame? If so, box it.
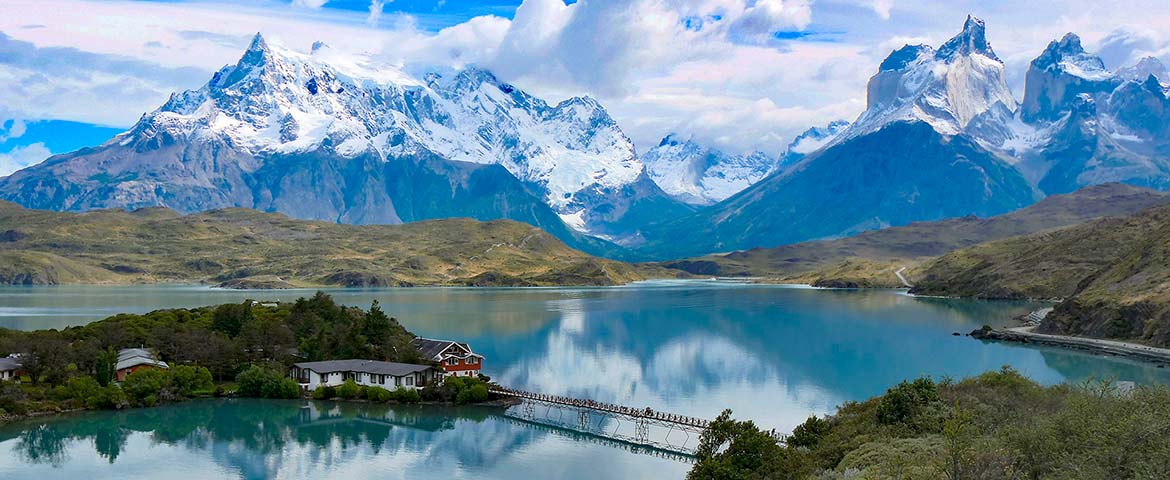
[912,203,1170,346]
[0,202,675,288]
[662,183,1170,288]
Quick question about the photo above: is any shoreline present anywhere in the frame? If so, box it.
[973,326,1170,365]
[0,393,521,426]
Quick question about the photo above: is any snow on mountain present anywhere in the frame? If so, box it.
[834,15,1016,146]
[1020,33,1120,122]
[778,120,849,167]
[640,134,778,205]
[1116,56,1170,84]
[61,33,667,236]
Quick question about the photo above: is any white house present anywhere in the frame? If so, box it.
[0,355,22,382]
[290,359,442,391]
[411,338,484,378]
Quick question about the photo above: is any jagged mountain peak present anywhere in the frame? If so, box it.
[836,16,1015,144]
[936,15,998,62]
[1117,56,1170,83]
[879,44,934,72]
[641,135,778,205]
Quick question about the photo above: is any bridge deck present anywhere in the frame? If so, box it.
[489,387,711,430]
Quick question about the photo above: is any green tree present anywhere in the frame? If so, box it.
[690,409,803,479]
[169,365,214,396]
[122,369,169,405]
[212,302,253,337]
[94,348,118,387]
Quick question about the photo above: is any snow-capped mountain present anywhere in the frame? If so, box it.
[632,16,1040,259]
[1003,34,1170,193]
[0,34,685,244]
[777,120,849,167]
[640,134,778,205]
[835,16,1016,145]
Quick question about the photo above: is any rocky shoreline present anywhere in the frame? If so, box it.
[971,325,1170,366]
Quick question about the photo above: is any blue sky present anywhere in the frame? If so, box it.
[3,0,1170,176]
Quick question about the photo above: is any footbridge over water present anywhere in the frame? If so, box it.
[489,387,712,458]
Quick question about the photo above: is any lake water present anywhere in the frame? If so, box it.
[2,281,1169,479]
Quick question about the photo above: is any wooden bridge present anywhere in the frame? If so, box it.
[489,387,712,457]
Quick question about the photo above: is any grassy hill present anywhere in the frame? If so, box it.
[912,203,1170,346]
[662,183,1170,287]
[0,202,676,287]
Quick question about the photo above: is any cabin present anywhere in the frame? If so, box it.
[290,359,443,391]
[0,355,22,382]
[115,348,170,382]
[412,338,484,378]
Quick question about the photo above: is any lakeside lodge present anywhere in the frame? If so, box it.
[289,337,485,390]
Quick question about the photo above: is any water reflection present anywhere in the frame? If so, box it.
[3,283,1170,478]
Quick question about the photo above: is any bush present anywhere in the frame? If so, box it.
[876,377,941,429]
[390,387,421,404]
[170,365,214,396]
[262,378,301,399]
[336,380,362,400]
[422,375,490,404]
[236,365,300,399]
[366,386,393,402]
[123,369,170,406]
[312,385,336,400]
[788,415,831,448]
[87,385,126,409]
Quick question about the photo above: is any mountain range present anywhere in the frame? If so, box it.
[2,16,1170,261]
[628,16,1170,259]
[0,34,688,254]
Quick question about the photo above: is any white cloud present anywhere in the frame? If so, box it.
[0,142,51,177]
[368,0,391,27]
[3,0,1170,156]
[292,0,330,9]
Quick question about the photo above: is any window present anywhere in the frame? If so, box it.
[395,376,401,386]
[379,375,385,385]
[446,358,458,366]
[406,376,414,386]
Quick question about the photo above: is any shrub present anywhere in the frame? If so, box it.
[876,377,940,428]
[170,365,214,397]
[788,415,831,448]
[391,387,421,404]
[123,369,170,406]
[87,385,126,409]
[312,385,336,400]
[262,378,301,399]
[336,380,362,400]
[366,386,393,402]
[236,365,300,399]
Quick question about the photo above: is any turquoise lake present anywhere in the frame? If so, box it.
[1,281,1168,479]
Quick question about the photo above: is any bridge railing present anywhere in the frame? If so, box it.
[489,387,711,429]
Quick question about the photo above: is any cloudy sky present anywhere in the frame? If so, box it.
[3,0,1170,175]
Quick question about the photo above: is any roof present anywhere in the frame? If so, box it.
[118,348,154,361]
[114,348,168,371]
[0,356,21,371]
[412,338,482,360]
[293,359,434,377]
[115,356,169,371]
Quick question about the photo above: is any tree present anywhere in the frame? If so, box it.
[236,365,300,399]
[169,365,214,396]
[122,369,169,405]
[20,334,70,385]
[690,409,805,480]
[94,348,118,387]
[212,302,253,337]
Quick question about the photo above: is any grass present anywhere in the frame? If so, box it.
[0,202,677,287]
